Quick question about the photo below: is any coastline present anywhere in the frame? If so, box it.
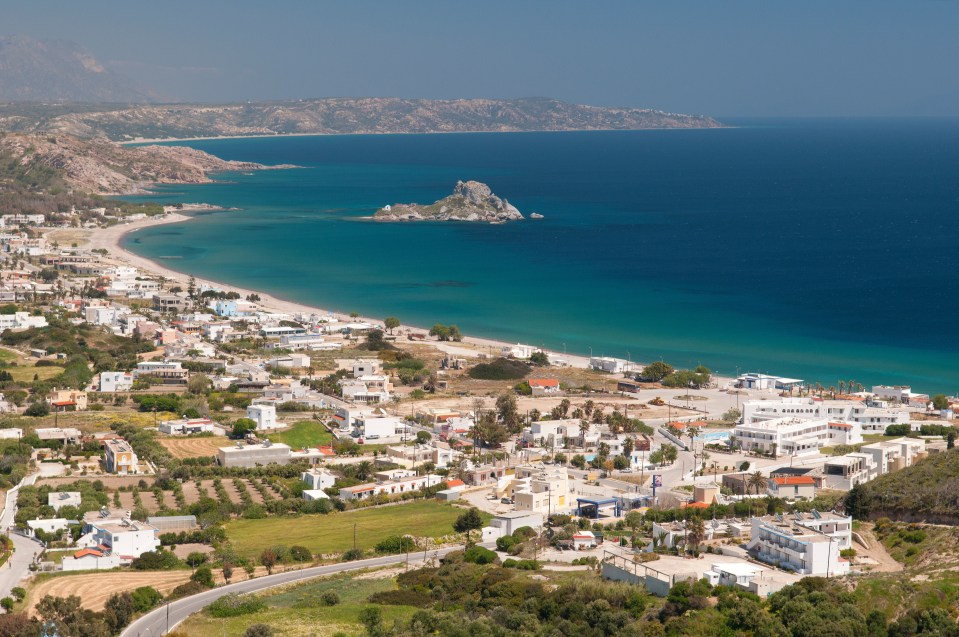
[118,125,730,146]
[80,213,600,372]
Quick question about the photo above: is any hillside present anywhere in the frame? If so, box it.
[0,35,154,103]
[0,97,722,141]
[0,132,270,196]
[851,447,959,523]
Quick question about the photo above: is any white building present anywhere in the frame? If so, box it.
[508,465,570,514]
[0,312,48,332]
[80,514,161,562]
[352,359,382,376]
[736,373,804,391]
[247,404,279,430]
[589,357,635,374]
[742,397,910,433]
[301,468,336,490]
[481,511,543,542]
[354,414,404,439]
[338,474,443,501]
[99,371,134,393]
[158,418,218,435]
[747,512,851,577]
[733,417,862,456]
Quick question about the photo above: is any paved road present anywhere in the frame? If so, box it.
[122,545,466,636]
[0,472,43,600]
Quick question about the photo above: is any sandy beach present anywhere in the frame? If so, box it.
[77,213,598,370]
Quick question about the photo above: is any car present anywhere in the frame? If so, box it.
[500,497,513,504]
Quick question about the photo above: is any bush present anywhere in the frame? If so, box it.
[191,565,215,588]
[513,559,542,570]
[244,624,273,637]
[342,548,364,562]
[375,535,417,554]
[502,558,517,568]
[131,549,180,570]
[463,546,498,565]
[168,580,208,599]
[289,545,312,562]
[209,593,268,618]
[367,589,433,607]
[130,586,163,612]
[495,535,517,552]
[185,552,208,567]
[321,591,340,606]
[24,402,50,417]
[468,358,531,380]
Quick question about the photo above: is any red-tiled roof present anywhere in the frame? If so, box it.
[773,476,816,486]
[529,379,560,388]
[446,479,465,487]
[74,548,103,558]
[682,501,711,509]
[829,422,853,429]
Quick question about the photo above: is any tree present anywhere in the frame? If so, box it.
[130,586,162,612]
[384,317,400,334]
[453,508,484,544]
[187,373,210,394]
[104,592,134,632]
[232,418,258,439]
[260,548,277,575]
[529,351,549,366]
[949,432,956,450]
[570,454,586,469]
[685,517,706,553]
[191,565,215,588]
[844,482,871,519]
[222,562,234,584]
[932,394,950,411]
[472,413,509,447]
[662,443,678,465]
[416,430,432,445]
[185,552,208,567]
[358,607,384,637]
[496,391,521,432]
[622,436,635,459]
[641,361,673,382]
[747,471,768,495]
[246,293,261,302]
[429,324,451,341]
[24,402,50,417]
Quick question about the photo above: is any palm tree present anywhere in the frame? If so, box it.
[584,400,595,418]
[747,471,768,496]
[685,517,706,554]
[578,419,590,444]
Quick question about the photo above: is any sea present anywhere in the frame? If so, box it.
[122,119,959,394]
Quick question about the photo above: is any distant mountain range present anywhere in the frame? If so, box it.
[0,34,721,140]
[0,35,155,103]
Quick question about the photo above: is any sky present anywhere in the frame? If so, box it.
[5,0,959,116]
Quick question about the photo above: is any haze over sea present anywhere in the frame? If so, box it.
[124,119,959,393]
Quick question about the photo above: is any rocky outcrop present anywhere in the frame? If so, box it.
[0,133,277,194]
[374,181,524,223]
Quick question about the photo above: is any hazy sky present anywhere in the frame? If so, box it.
[6,0,959,116]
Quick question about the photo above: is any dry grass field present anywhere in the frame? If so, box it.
[159,436,224,459]
[27,571,192,612]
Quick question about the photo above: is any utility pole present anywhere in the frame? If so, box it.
[353,523,357,551]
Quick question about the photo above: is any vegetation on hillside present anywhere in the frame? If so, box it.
[845,448,959,522]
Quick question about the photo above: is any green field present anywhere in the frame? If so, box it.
[265,420,333,449]
[176,571,417,637]
[819,433,888,455]
[0,348,63,384]
[224,500,484,559]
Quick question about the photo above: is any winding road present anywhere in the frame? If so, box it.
[122,545,466,636]
[0,472,44,600]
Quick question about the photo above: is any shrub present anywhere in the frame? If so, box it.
[191,565,215,588]
[168,580,208,599]
[209,593,268,618]
[321,591,340,606]
[342,548,364,562]
[513,559,542,570]
[131,549,180,570]
[502,558,517,568]
[130,586,162,612]
[244,624,273,637]
[463,546,498,565]
[495,535,517,552]
[367,589,433,607]
[468,358,531,380]
[289,545,312,562]
[375,535,417,555]
[9,587,25,602]
[185,552,208,567]
[902,529,926,544]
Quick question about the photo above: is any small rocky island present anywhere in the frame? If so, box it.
[374,180,524,223]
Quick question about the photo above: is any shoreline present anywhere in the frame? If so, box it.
[79,213,602,372]
[118,125,730,146]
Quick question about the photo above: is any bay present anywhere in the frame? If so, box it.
[122,119,959,393]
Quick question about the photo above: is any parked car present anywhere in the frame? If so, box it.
[501,497,513,504]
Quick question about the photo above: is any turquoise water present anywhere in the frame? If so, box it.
[122,121,959,393]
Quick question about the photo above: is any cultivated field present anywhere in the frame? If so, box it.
[160,436,224,459]
[223,500,479,560]
[27,571,192,612]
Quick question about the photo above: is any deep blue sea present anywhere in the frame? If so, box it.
[122,119,959,393]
